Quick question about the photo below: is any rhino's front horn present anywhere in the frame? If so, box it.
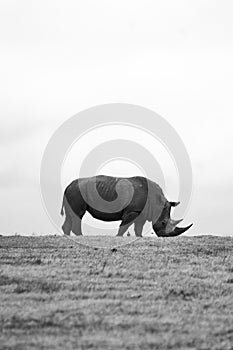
[156,224,193,237]
[167,224,193,237]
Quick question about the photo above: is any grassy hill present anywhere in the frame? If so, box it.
[0,235,233,350]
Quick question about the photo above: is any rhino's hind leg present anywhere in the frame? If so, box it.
[116,222,132,237]
[71,214,83,236]
[62,215,72,236]
[116,211,139,237]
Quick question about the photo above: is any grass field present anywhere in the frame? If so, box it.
[0,235,233,350]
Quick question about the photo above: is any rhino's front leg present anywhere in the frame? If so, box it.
[134,220,145,237]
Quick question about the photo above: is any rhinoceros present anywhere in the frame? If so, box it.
[60,175,192,237]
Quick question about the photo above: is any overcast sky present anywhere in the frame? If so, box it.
[1,0,233,236]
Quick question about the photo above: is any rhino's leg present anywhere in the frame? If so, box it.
[71,212,84,236]
[62,214,72,236]
[116,222,132,237]
[116,211,139,237]
[134,220,145,237]
[62,196,84,236]
[61,198,72,236]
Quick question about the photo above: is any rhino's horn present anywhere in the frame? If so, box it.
[170,218,183,226]
[156,223,193,237]
[167,224,193,237]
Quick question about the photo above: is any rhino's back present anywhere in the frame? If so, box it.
[65,175,166,221]
[83,175,148,201]
[78,175,163,205]
[78,175,141,212]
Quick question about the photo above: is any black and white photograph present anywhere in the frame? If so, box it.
[1,1,233,349]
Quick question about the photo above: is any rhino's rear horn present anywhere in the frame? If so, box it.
[170,201,180,207]
[170,218,183,226]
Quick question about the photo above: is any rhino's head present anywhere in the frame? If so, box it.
[152,201,192,237]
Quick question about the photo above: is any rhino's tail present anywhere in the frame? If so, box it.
[60,196,65,216]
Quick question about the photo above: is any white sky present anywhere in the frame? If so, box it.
[0,0,233,236]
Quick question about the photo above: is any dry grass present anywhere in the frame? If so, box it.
[0,235,233,350]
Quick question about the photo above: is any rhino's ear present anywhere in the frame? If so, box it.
[170,201,180,207]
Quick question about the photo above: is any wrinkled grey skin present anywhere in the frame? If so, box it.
[61,175,192,237]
